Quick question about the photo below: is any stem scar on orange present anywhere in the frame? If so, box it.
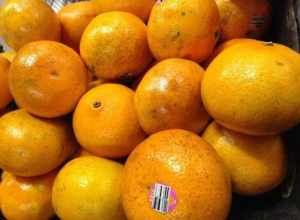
[73,83,146,158]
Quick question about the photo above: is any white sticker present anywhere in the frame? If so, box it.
[45,0,81,12]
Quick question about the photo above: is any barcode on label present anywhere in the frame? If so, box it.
[46,0,81,12]
[251,16,266,28]
[151,183,171,213]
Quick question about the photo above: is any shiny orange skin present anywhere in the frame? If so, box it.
[0,109,78,177]
[58,2,100,50]
[203,122,287,195]
[9,41,88,118]
[80,11,152,80]
[135,58,210,134]
[52,156,126,220]
[91,0,156,21]
[202,41,300,136]
[0,57,13,109]
[73,83,146,158]
[1,171,56,220]
[0,0,61,50]
[147,0,220,63]
[247,0,272,39]
[216,0,251,41]
[122,129,231,220]
[204,38,259,67]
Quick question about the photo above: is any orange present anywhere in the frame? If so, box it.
[0,0,60,50]
[91,0,156,21]
[0,56,13,109]
[80,11,152,80]
[52,156,126,220]
[247,0,272,39]
[216,0,251,41]
[215,0,271,41]
[204,38,259,67]
[135,58,210,134]
[0,50,16,62]
[1,171,56,220]
[202,41,300,136]
[73,83,146,158]
[147,0,220,62]
[122,129,231,220]
[9,41,88,118]
[0,109,78,177]
[203,122,287,195]
[58,1,100,50]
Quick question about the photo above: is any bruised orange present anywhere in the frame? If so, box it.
[135,58,210,134]
[0,0,61,50]
[80,11,152,80]
[0,109,78,177]
[203,122,287,195]
[9,41,88,118]
[147,0,220,62]
[58,1,100,50]
[73,84,146,158]
[0,56,13,109]
[52,156,126,220]
[1,171,56,220]
[122,129,231,220]
[202,41,300,135]
[91,0,156,21]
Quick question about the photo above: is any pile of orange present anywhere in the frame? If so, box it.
[0,0,298,219]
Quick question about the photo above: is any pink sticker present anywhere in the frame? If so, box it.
[149,183,177,214]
